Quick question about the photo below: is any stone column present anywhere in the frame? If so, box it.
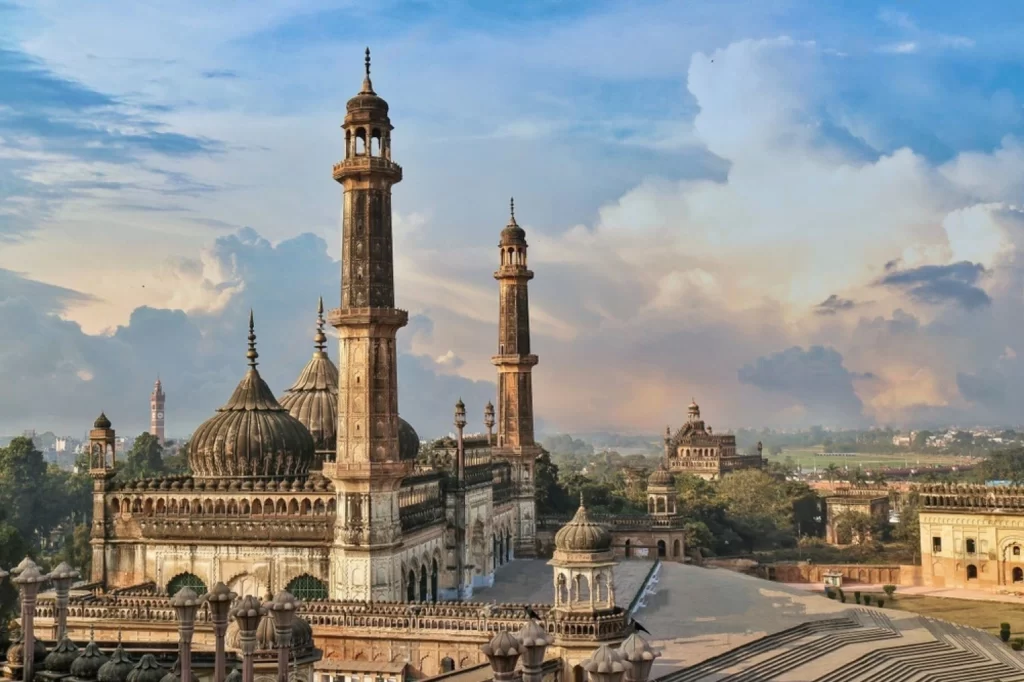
[48,562,81,641]
[170,587,202,682]
[517,619,551,682]
[205,582,238,682]
[268,591,300,682]
[230,596,267,682]
[481,631,521,682]
[14,564,47,682]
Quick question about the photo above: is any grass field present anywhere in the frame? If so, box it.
[863,593,1024,637]
[769,447,977,471]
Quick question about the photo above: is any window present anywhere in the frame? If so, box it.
[966,538,976,554]
[966,564,978,580]
[1014,545,1021,557]
[932,537,942,553]
[167,572,207,596]
[1015,567,1023,583]
[285,574,329,601]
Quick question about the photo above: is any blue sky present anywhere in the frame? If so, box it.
[3,0,1024,437]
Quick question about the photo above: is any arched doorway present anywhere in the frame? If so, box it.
[967,564,978,580]
[673,539,681,557]
[441,658,455,673]
[431,558,439,602]
[419,565,428,601]
[657,540,667,558]
[625,539,632,558]
[1014,567,1023,583]
[505,530,511,562]
[407,570,416,601]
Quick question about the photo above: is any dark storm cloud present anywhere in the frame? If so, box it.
[0,228,493,438]
[0,47,221,237]
[737,345,866,426]
[957,369,1007,407]
[879,261,991,310]
[814,294,856,315]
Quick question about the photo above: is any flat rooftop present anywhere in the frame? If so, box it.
[471,559,655,609]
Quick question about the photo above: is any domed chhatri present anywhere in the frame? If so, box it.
[189,311,316,479]
[94,412,112,429]
[279,297,340,467]
[500,197,527,246]
[647,465,675,488]
[554,495,612,554]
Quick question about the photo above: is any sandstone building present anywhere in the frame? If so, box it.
[824,486,891,545]
[662,401,761,481]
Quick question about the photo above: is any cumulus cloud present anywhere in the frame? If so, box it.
[879,261,991,310]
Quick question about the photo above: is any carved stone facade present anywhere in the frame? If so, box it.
[663,400,762,481]
[919,484,1024,590]
[824,486,891,545]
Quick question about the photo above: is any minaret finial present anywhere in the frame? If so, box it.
[365,47,371,77]
[247,309,259,369]
[314,296,327,352]
[510,196,515,219]
[360,47,375,94]
[579,490,585,508]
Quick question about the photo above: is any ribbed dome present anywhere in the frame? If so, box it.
[97,644,135,682]
[189,313,315,479]
[346,49,389,118]
[94,412,112,429]
[159,658,199,682]
[126,655,166,682]
[225,615,314,653]
[554,501,612,553]
[648,466,675,487]
[398,418,420,461]
[280,298,338,468]
[5,633,47,665]
[44,635,80,674]
[71,640,109,680]
[500,200,527,246]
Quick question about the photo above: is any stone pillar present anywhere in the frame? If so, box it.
[619,633,660,682]
[268,591,300,682]
[481,631,521,682]
[517,619,551,682]
[170,587,202,682]
[48,561,81,641]
[205,582,238,682]
[230,595,267,682]
[582,645,626,682]
[14,564,47,682]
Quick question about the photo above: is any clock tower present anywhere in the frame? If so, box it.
[149,378,165,445]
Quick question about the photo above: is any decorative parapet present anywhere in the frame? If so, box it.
[537,515,682,531]
[918,483,1024,510]
[826,486,891,500]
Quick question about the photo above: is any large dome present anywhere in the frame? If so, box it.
[189,313,315,479]
[554,500,612,553]
[398,417,420,461]
[226,615,314,653]
[279,298,338,468]
[648,465,675,487]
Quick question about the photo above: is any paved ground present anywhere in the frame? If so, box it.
[469,559,654,608]
[785,580,1024,603]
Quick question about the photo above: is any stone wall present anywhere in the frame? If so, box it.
[763,563,904,585]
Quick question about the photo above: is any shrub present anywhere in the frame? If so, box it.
[1011,638,1024,651]
[882,584,896,598]
[1001,624,1012,642]
[854,591,862,604]
[863,595,872,605]
[837,588,845,601]
[826,589,836,600]
[877,598,885,608]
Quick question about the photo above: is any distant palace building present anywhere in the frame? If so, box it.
[662,400,762,481]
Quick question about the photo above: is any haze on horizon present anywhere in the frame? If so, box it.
[3,1,1024,438]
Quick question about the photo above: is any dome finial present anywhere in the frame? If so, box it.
[314,296,327,352]
[247,309,259,369]
[361,47,374,94]
[579,489,585,508]
[365,47,371,77]
[508,196,518,227]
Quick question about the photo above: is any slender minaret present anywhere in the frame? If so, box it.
[150,378,165,444]
[88,413,117,583]
[491,198,541,557]
[325,48,411,601]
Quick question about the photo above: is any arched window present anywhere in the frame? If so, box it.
[167,573,207,596]
[1015,567,1024,583]
[657,540,667,558]
[1014,545,1021,556]
[673,539,681,557]
[285,574,329,601]
[966,564,978,580]
[441,658,455,673]
[419,565,428,602]
[407,570,416,602]
[624,539,632,558]
[431,558,439,603]
[966,538,976,554]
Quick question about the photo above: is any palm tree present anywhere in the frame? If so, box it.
[824,463,841,484]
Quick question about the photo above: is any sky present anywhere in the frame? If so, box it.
[3,1,1024,438]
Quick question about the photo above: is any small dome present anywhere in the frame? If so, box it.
[44,635,80,674]
[398,418,420,461]
[71,640,110,680]
[225,669,242,682]
[159,659,199,682]
[554,502,612,553]
[648,466,675,487]
[280,299,339,468]
[346,49,390,119]
[226,616,314,653]
[94,413,112,429]
[582,645,626,674]
[126,655,166,682]
[5,633,47,665]
[619,633,660,663]
[97,644,135,682]
[189,313,316,479]
[500,204,527,246]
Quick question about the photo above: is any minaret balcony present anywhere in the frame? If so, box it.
[332,156,403,182]
[328,306,408,328]
[493,265,534,280]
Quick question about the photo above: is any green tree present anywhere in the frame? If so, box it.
[117,433,166,481]
[893,491,921,562]
[978,448,1024,484]
[534,450,570,515]
[832,510,884,545]
[913,430,933,449]
[824,463,841,484]
[0,437,50,540]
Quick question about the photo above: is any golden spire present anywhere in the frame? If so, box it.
[247,309,259,369]
[314,296,327,352]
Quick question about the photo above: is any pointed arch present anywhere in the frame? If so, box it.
[284,574,329,601]
[167,572,207,596]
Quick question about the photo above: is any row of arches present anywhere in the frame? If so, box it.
[110,496,337,518]
[404,559,440,603]
[647,497,677,514]
[166,571,329,600]
[345,127,391,160]
[492,528,513,570]
[623,538,681,558]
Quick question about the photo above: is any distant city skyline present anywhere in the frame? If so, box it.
[4,1,1024,434]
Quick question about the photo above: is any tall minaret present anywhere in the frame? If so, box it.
[491,198,541,557]
[149,378,165,444]
[325,49,410,601]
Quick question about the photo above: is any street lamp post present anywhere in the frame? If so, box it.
[48,562,81,641]
[267,591,300,682]
[204,582,237,682]
[230,596,267,682]
[170,587,203,682]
